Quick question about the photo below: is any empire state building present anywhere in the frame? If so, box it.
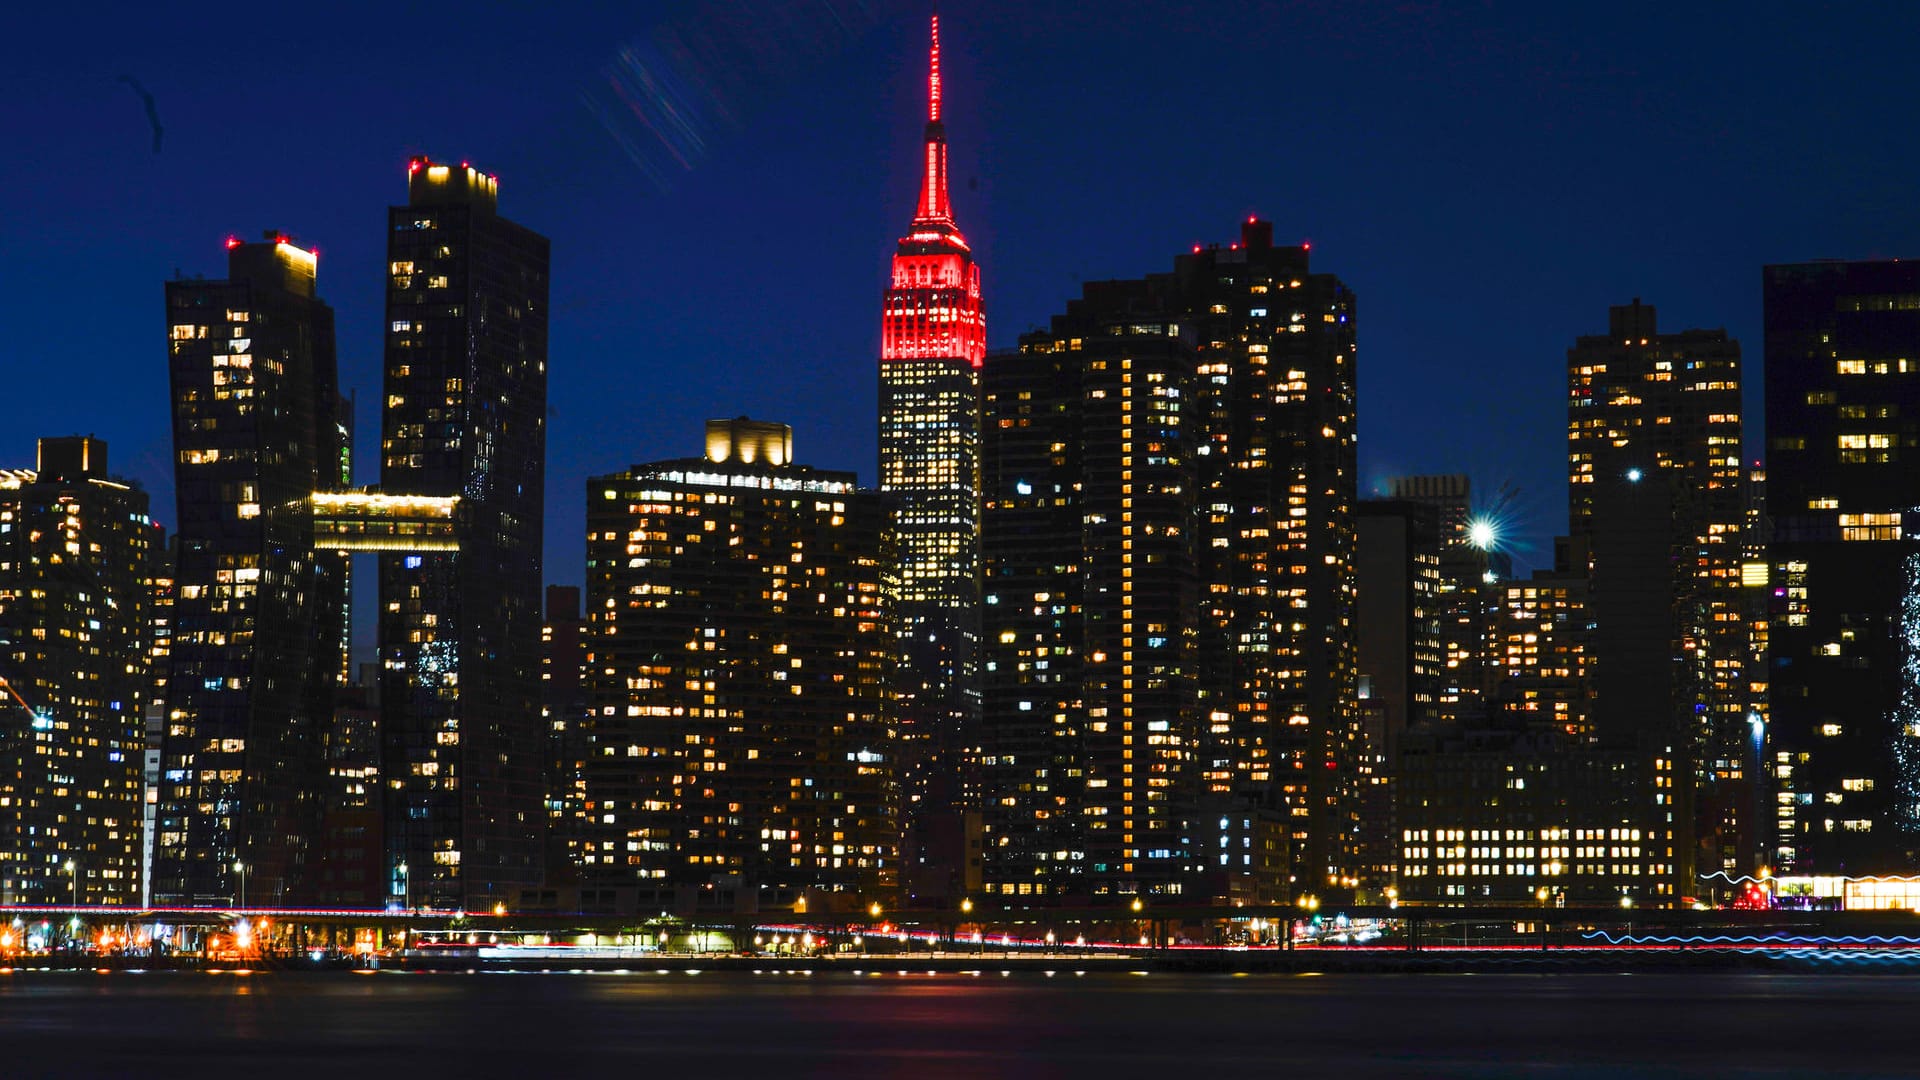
[878,14,985,863]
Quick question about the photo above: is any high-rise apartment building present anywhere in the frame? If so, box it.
[1184,221,1358,893]
[979,219,1357,901]
[582,419,897,900]
[1385,475,1504,726]
[379,158,550,907]
[978,342,1083,900]
[1764,260,1920,874]
[983,299,1201,901]
[0,438,155,905]
[1566,299,1745,896]
[158,236,348,905]
[878,16,985,854]
[1492,535,1593,741]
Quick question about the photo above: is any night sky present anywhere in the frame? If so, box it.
[6,0,1918,600]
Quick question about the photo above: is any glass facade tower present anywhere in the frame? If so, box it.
[379,159,550,908]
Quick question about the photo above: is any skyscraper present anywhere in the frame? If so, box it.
[983,298,1202,901]
[0,437,156,905]
[1184,222,1358,893]
[158,236,348,905]
[379,158,551,908]
[1764,260,1920,874]
[878,15,985,864]
[582,419,897,900]
[979,219,1357,901]
[1567,300,1745,890]
[1385,474,1503,727]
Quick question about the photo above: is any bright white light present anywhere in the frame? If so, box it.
[1626,467,1643,483]
[1467,519,1497,550]
[1482,569,1498,585]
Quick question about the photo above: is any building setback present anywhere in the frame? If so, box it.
[1764,260,1920,874]
[379,158,550,908]
[157,236,347,905]
[0,438,155,905]
[582,419,898,901]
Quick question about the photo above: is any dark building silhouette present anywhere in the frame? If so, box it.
[543,584,588,883]
[1764,260,1920,874]
[877,16,985,893]
[378,158,550,908]
[158,236,347,905]
[582,420,897,901]
[0,437,156,905]
[1350,499,1443,887]
[1354,500,1443,739]
[312,667,381,907]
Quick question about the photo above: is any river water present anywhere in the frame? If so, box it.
[1,969,1913,1078]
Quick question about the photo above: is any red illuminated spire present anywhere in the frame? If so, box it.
[913,15,951,227]
[883,12,984,369]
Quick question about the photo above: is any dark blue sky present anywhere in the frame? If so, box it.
[4,0,1917,588]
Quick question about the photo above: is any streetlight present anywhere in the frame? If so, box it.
[63,859,76,908]
[233,860,247,910]
[397,861,411,912]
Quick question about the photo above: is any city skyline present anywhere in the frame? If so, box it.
[10,1,1920,601]
[11,6,1920,1074]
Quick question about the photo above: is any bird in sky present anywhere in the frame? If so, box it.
[117,76,163,153]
